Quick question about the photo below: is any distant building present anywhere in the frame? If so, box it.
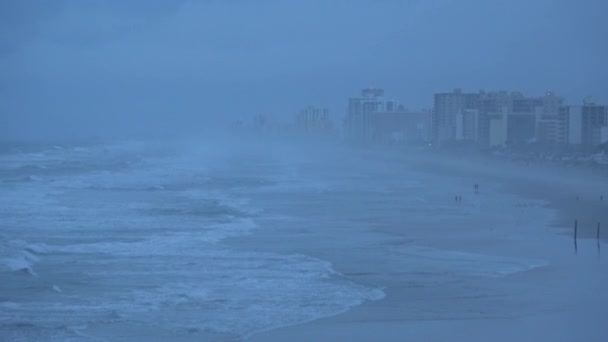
[455,109,480,141]
[433,89,480,142]
[434,89,564,146]
[537,119,560,144]
[345,88,391,141]
[344,88,427,144]
[559,98,608,146]
[477,91,522,146]
[535,91,565,144]
[251,114,280,134]
[295,106,333,135]
[367,110,428,143]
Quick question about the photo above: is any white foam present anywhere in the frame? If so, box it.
[2,256,37,276]
[48,218,258,256]
[0,239,42,276]
[395,246,549,278]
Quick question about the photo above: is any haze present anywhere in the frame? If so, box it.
[1,0,607,140]
[1,1,608,342]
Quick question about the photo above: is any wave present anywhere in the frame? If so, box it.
[0,239,42,276]
[39,218,258,256]
[395,246,549,279]
[1,244,385,340]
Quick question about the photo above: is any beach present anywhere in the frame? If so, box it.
[239,149,608,341]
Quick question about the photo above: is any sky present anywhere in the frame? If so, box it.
[1,0,607,140]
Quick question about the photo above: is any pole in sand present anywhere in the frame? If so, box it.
[574,219,578,255]
[598,222,601,258]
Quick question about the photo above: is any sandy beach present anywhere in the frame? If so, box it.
[410,152,608,239]
[238,151,608,342]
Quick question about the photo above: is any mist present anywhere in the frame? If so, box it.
[2,1,608,341]
[2,0,607,140]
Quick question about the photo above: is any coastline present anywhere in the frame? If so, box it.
[240,150,608,341]
[407,151,608,240]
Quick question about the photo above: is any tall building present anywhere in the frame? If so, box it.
[344,88,428,144]
[559,98,608,146]
[345,88,390,141]
[455,109,480,141]
[295,106,332,134]
[535,91,565,144]
[344,88,397,142]
[435,89,563,146]
[476,91,512,146]
[433,89,480,142]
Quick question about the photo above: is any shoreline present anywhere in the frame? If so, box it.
[243,151,608,341]
[406,150,608,240]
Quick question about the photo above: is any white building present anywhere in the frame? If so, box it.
[559,98,608,146]
[296,106,332,133]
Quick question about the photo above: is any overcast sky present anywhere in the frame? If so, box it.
[1,0,607,140]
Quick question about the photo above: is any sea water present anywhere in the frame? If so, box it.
[0,141,382,341]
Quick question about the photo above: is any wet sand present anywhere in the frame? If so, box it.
[244,151,608,342]
[410,152,608,240]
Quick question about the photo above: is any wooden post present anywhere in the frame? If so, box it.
[574,219,578,255]
[598,222,601,258]
[596,222,601,258]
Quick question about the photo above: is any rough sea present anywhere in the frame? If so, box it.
[0,141,383,341]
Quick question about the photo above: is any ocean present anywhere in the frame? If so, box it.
[0,141,384,340]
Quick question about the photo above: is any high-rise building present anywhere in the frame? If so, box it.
[344,88,428,144]
[432,89,480,142]
[296,106,332,133]
[344,88,399,142]
[344,88,429,143]
[476,91,512,146]
[435,89,563,146]
[535,91,565,144]
[345,88,390,141]
[455,109,480,141]
[559,98,608,146]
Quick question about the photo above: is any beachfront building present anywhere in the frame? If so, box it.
[344,88,389,141]
[344,88,427,144]
[344,88,430,144]
[558,98,608,146]
[434,89,564,146]
[478,91,564,146]
[432,89,480,143]
[366,110,429,144]
[534,91,565,145]
[295,106,333,137]
[455,109,480,141]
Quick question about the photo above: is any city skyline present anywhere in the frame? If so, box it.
[238,86,607,148]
